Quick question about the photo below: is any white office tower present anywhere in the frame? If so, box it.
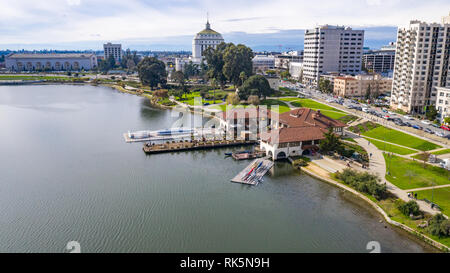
[390,13,450,114]
[303,25,364,85]
[103,43,123,62]
[192,20,224,60]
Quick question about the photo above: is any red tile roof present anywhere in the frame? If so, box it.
[260,126,327,144]
[278,108,347,129]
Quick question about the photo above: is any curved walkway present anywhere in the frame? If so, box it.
[353,136,440,215]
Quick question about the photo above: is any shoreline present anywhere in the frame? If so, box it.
[6,81,449,252]
[300,163,449,252]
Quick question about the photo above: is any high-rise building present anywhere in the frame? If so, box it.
[192,20,224,60]
[103,43,123,63]
[303,25,364,86]
[390,13,450,114]
[363,42,396,74]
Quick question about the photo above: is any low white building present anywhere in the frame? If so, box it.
[289,62,303,80]
[5,53,98,71]
[436,87,450,122]
[252,55,275,73]
[260,127,325,160]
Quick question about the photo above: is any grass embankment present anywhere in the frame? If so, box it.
[365,138,417,155]
[378,198,450,250]
[432,149,450,156]
[384,154,450,189]
[350,121,441,151]
[279,98,354,120]
[416,188,450,216]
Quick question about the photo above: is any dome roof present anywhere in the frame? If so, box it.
[195,21,223,38]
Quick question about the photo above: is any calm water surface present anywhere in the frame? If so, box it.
[0,85,435,252]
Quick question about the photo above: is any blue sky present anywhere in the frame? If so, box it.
[0,0,449,51]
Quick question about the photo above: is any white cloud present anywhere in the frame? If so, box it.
[67,0,81,6]
[0,0,449,47]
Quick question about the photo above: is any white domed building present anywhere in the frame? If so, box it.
[192,20,224,60]
[175,19,224,72]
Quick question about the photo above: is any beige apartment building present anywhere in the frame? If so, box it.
[334,74,392,99]
[390,13,450,114]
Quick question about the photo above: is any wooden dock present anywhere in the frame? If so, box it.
[142,139,257,154]
[230,158,274,186]
[232,150,266,160]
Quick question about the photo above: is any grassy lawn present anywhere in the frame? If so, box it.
[365,138,417,155]
[282,98,345,113]
[384,154,450,190]
[362,126,441,151]
[260,99,291,113]
[318,110,348,120]
[378,198,450,249]
[432,149,450,156]
[416,187,450,216]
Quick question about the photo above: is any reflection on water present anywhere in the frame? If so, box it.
[0,84,436,253]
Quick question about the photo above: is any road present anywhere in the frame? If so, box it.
[280,81,450,145]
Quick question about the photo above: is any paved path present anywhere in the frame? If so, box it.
[354,137,440,215]
[405,184,450,192]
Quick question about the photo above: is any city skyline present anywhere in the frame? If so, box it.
[1,0,449,51]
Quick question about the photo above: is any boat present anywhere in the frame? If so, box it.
[224,152,233,156]
[156,128,195,136]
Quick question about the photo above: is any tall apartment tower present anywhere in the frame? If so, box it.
[390,13,450,114]
[103,43,123,63]
[303,25,364,85]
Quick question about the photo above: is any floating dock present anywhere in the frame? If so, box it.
[232,150,266,160]
[231,158,274,186]
[143,139,257,154]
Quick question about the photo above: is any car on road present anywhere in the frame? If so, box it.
[421,120,431,125]
[441,125,450,131]
[404,122,412,127]
[435,131,445,137]
[412,124,423,130]
[404,115,414,120]
[362,108,370,113]
[432,123,440,128]
[424,128,434,134]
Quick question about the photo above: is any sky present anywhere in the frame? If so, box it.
[0,0,449,51]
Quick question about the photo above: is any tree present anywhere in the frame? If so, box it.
[318,78,333,94]
[137,57,167,89]
[238,75,273,100]
[154,90,168,98]
[184,61,200,78]
[319,127,342,154]
[222,43,254,87]
[280,71,291,79]
[444,116,450,124]
[425,105,438,121]
[204,43,228,89]
[365,84,371,100]
[397,200,421,217]
[226,93,240,105]
[416,152,430,168]
[428,214,450,238]
[239,71,247,87]
[247,95,260,106]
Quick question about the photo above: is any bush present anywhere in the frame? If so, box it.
[292,158,309,168]
[428,214,450,238]
[335,169,387,200]
[397,200,421,217]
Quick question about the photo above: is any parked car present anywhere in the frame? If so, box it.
[432,123,440,128]
[362,108,370,113]
[424,128,433,134]
[421,120,431,125]
[412,124,423,130]
[404,122,412,127]
[404,115,414,120]
[435,131,445,137]
[441,125,450,131]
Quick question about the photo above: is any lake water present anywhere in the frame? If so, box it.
[0,84,435,253]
